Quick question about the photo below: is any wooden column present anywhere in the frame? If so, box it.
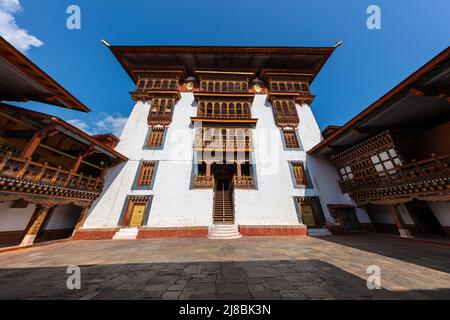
[20,205,53,246]
[206,161,212,177]
[19,125,56,160]
[71,206,91,236]
[390,204,413,238]
[19,131,42,160]
[236,161,242,177]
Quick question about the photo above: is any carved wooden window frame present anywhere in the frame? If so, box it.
[138,161,157,186]
[291,161,308,186]
[147,126,166,147]
[282,128,300,149]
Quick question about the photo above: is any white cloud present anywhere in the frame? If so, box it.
[67,113,128,138]
[0,0,43,53]
[95,113,128,137]
[67,119,92,135]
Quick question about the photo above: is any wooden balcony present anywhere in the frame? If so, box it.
[274,114,300,128]
[196,113,252,120]
[0,150,105,196]
[147,112,174,126]
[194,139,254,151]
[339,155,450,204]
[233,175,255,189]
[193,175,214,189]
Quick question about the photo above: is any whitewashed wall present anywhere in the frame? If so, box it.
[235,95,319,226]
[0,201,36,232]
[85,92,375,229]
[427,202,450,226]
[45,204,81,230]
[85,94,213,229]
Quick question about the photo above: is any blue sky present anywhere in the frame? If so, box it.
[2,0,449,136]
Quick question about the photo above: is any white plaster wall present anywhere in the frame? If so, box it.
[428,202,450,226]
[306,152,372,224]
[86,92,374,229]
[235,95,318,225]
[0,201,36,231]
[85,94,213,228]
[364,203,416,224]
[45,204,81,230]
[365,204,394,224]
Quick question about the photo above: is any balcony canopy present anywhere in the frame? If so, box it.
[108,45,336,84]
[0,36,90,112]
[311,46,450,156]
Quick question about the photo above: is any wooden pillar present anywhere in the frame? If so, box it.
[390,204,413,238]
[236,161,242,177]
[70,152,85,174]
[206,161,212,177]
[19,131,42,160]
[72,206,91,236]
[19,125,56,160]
[20,205,53,246]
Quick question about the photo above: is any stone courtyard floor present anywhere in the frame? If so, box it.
[0,235,449,300]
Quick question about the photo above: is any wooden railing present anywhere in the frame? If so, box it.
[0,150,104,193]
[233,175,255,189]
[195,139,253,151]
[274,114,300,127]
[193,175,214,189]
[339,155,450,195]
[196,112,252,120]
[148,112,173,125]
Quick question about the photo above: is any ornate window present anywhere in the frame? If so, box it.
[282,128,300,149]
[370,148,403,177]
[339,166,354,181]
[291,161,308,186]
[138,161,157,186]
[147,126,165,147]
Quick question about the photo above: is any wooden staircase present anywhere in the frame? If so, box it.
[213,189,235,224]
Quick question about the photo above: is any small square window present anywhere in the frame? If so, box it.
[389,149,397,157]
[380,152,389,161]
[371,156,380,164]
[384,161,394,170]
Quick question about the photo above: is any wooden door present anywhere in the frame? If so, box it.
[301,204,316,227]
[339,208,360,231]
[129,204,146,227]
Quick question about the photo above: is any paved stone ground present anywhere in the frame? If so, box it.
[0,235,449,300]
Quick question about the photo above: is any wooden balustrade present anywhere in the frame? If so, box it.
[339,155,450,196]
[193,175,215,189]
[233,175,255,189]
[147,112,174,126]
[0,150,104,193]
[194,128,254,151]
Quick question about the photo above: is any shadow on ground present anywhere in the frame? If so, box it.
[0,259,448,300]
[317,235,450,274]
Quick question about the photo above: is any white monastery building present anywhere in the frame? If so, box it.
[82,45,360,239]
[1,40,448,246]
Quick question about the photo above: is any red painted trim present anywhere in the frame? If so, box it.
[138,227,208,239]
[239,225,307,237]
[71,228,119,240]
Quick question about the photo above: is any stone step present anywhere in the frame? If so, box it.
[208,224,242,240]
[113,227,139,240]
